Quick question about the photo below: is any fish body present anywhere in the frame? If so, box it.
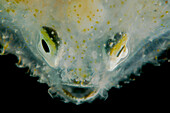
[0,0,169,104]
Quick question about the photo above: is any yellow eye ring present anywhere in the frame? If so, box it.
[110,33,128,56]
[40,28,57,55]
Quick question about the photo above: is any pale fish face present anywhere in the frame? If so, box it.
[35,1,130,103]
[0,0,169,104]
[37,26,129,103]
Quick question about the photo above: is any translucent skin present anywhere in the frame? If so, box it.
[0,0,169,104]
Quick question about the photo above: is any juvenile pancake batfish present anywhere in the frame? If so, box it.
[0,0,169,104]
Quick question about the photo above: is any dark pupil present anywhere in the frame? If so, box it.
[42,39,50,53]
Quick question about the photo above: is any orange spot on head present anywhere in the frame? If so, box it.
[6,9,10,12]
[35,9,39,12]
[153,17,156,20]
[67,28,71,32]
[33,13,36,17]
[77,20,80,23]
[70,36,73,39]
[83,29,86,32]
[96,21,99,24]
[121,1,124,4]
[160,15,164,18]
[11,9,15,13]
[79,4,82,8]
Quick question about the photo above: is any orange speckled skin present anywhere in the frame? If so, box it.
[0,0,169,104]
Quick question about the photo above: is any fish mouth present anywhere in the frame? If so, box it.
[61,84,99,103]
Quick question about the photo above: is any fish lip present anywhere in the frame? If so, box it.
[62,82,94,88]
[61,83,99,103]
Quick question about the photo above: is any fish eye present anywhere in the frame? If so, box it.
[106,32,129,71]
[37,26,62,67]
[38,26,61,55]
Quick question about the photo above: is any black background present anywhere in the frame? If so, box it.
[0,49,169,112]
